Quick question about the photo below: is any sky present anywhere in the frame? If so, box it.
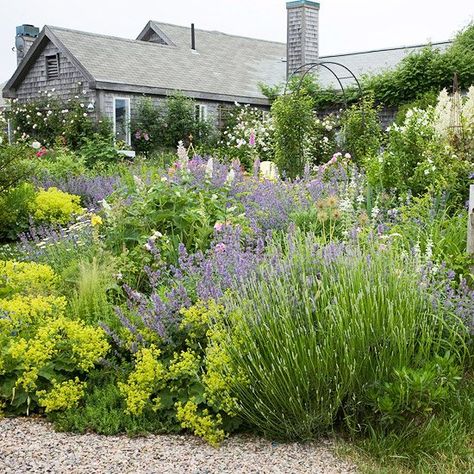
[1,0,473,83]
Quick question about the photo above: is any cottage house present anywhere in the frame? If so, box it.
[2,0,450,144]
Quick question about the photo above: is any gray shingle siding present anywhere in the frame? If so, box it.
[14,40,94,103]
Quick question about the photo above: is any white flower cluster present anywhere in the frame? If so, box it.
[8,88,94,145]
[222,104,274,160]
[434,87,474,141]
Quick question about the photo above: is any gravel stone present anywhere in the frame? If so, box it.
[0,417,357,473]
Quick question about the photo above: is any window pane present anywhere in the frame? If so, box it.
[115,99,129,143]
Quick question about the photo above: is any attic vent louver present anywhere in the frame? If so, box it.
[45,54,60,79]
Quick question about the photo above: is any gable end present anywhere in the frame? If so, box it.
[136,21,176,46]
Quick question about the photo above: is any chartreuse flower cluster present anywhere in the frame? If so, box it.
[30,187,84,225]
[0,260,109,416]
[118,300,239,445]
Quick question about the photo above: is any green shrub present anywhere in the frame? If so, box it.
[113,300,239,445]
[353,376,474,472]
[390,193,474,280]
[0,143,34,195]
[105,172,246,264]
[272,92,315,178]
[30,187,84,225]
[220,233,468,440]
[340,95,383,164]
[130,93,216,152]
[49,372,177,436]
[362,353,462,429]
[0,183,36,242]
[218,105,275,169]
[32,148,87,180]
[79,133,121,167]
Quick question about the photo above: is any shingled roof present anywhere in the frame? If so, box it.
[10,23,288,105]
[318,41,452,88]
[3,21,452,104]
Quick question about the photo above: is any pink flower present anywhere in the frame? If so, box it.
[215,243,226,253]
[249,130,256,147]
[36,147,48,158]
[214,222,224,232]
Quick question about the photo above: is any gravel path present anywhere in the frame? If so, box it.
[0,417,356,473]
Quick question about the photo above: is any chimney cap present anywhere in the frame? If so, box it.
[16,24,40,37]
[286,0,320,9]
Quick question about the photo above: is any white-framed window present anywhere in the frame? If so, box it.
[195,104,208,122]
[113,97,131,145]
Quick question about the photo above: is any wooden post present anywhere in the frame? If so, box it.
[468,185,474,257]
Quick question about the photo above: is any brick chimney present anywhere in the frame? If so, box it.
[286,1,320,77]
[15,24,40,65]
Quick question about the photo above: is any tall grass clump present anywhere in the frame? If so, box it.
[222,232,469,441]
[69,257,117,327]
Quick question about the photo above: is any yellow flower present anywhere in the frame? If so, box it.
[90,214,103,227]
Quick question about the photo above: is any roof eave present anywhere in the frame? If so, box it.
[94,81,271,106]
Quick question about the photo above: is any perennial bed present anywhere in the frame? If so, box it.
[1,71,474,473]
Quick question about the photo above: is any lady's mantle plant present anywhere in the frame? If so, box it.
[0,260,109,415]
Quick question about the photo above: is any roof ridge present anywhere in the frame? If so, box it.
[151,21,286,46]
[46,25,177,49]
[320,40,452,59]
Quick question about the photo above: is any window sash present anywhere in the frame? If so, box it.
[195,104,208,122]
[113,97,131,146]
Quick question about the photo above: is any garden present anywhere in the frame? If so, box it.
[1,26,474,474]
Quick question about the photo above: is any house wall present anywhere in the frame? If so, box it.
[14,40,95,105]
[98,90,223,128]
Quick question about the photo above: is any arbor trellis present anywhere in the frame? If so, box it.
[284,61,364,107]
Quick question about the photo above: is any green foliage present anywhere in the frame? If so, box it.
[116,300,239,445]
[130,98,163,155]
[362,353,462,429]
[0,143,34,195]
[304,114,339,166]
[49,371,177,436]
[272,93,315,178]
[79,133,121,167]
[68,256,118,328]
[130,94,216,152]
[0,183,36,242]
[290,196,344,242]
[0,260,109,415]
[32,148,87,180]
[105,173,246,264]
[220,233,468,441]
[30,187,84,225]
[390,194,474,280]
[352,376,474,472]
[163,93,197,147]
[365,106,472,199]
[394,90,439,125]
[340,96,383,164]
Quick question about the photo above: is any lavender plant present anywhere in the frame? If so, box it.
[220,231,470,440]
